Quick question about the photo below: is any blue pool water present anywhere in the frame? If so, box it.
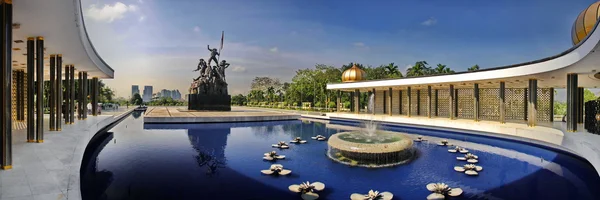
[80,112,600,200]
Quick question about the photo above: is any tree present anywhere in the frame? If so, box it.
[584,88,598,102]
[250,77,282,92]
[468,64,480,71]
[231,94,247,105]
[406,61,431,77]
[130,93,143,105]
[364,65,388,80]
[434,64,455,74]
[341,62,365,71]
[383,62,402,78]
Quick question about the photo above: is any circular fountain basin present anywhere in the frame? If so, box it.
[327,131,414,168]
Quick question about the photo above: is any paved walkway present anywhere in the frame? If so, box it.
[0,110,132,200]
[144,107,299,123]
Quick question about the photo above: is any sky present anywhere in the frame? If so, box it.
[81,0,599,99]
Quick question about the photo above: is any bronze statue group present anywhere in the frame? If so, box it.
[190,45,230,95]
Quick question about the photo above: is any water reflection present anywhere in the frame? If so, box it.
[132,111,142,119]
[80,132,115,200]
[187,129,228,175]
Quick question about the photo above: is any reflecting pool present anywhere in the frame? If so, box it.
[81,112,600,200]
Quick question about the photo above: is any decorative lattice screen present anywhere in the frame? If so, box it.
[437,89,450,118]
[457,89,474,119]
[479,88,500,121]
[410,89,419,116]
[505,88,526,120]
[537,88,552,122]
[419,89,428,116]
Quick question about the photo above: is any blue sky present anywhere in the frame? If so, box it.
[82,0,597,98]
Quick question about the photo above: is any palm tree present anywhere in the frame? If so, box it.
[434,64,455,74]
[406,61,431,77]
[384,62,402,78]
[468,64,480,71]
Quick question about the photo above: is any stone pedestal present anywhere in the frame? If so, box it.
[188,94,231,111]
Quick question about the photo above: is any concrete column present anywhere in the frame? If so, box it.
[336,90,341,112]
[578,87,584,124]
[398,90,403,115]
[474,83,479,121]
[524,88,528,121]
[1,0,13,169]
[567,74,578,131]
[82,72,87,119]
[407,87,412,117]
[449,85,454,119]
[416,89,420,115]
[372,88,376,115]
[527,79,537,127]
[35,37,44,143]
[427,86,432,118]
[388,88,392,116]
[64,65,70,124]
[77,71,81,119]
[383,90,387,114]
[92,77,99,116]
[16,71,20,121]
[69,66,75,123]
[56,55,62,130]
[434,89,438,117]
[26,37,34,142]
[500,82,506,124]
[354,89,359,114]
[49,55,55,131]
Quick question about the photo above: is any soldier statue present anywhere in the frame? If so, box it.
[217,60,230,82]
[207,45,219,67]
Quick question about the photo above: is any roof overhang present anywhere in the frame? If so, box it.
[328,21,600,91]
[12,0,114,79]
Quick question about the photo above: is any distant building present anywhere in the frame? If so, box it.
[131,85,139,97]
[143,86,153,102]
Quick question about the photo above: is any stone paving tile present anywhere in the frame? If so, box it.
[1,186,32,199]
[32,193,65,200]
[0,195,35,200]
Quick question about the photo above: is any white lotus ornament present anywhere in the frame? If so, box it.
[289,181,325,200]
[426,183,463,200]
[454,164,483,176]
[272,141,290,149]
[414,136,427,142]
[437,139,450,146]
[448,146,468,154]
[311,135,327,141]
[260,164,291,175]
[263,151,285,161]
[457,153,479,163]
[350,190,393,200]
[291,137,307,144]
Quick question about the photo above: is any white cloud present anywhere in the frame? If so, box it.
[269,47,278,52]
[193,26,201,32]
[138,0,144,4]
[421,17,437,26]
[404,64,412,74]
[231,66,247,72]
[353,42,365,47]
[85,2,139,23]
[139,15,146,22]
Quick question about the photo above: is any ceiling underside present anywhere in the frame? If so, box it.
[11,0,114,79]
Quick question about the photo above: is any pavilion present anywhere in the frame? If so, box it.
[0,0,114,170]
[327,1,600,135]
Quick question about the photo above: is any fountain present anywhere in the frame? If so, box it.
[327,95,415,168]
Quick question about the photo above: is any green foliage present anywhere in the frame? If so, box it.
[584,89,597,102]
[468,64,480,71]
[554,101,567,116]
[148,97,186,106]
[231,94,247,105]
[406,61,431,77]
[130,93,143,105]
[328,101,336,108]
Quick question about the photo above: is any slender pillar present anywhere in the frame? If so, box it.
[527,79,537,127]
[372,88,376,115]
[578,87,584,124]
[350,91,355,112]
[1,0,14,169]
[77,71,82,119]
[524,88,528,121]
[407,87,412,117]
[15,71,20,121]
[69,66,75,123]
[56,55,62,130]
[398,90,403,115]
[49,55,55,131]
[64,65,70,124]
[434,89,438,117]
[567,74,578,131]
[500,82,506,124]
[92,77,99,116]
[427,86,432,118]
[82,72,87,119]
[449,85,455,119]
[18,71,23,121]
[354,89,360,114]
[474,83,480,121]
[35,37,43,143]
[454,88,459,118]
[550,88,554,122]
[387,88,392,116]
[416,89,421,115]
[383,90,387,114]
[26,37,34,142]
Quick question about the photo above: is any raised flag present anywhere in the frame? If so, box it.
[220,31,224,51]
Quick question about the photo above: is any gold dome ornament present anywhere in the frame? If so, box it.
[341,63,366,83]
[572,1,600,45]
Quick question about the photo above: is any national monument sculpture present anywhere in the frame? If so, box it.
[188,33,231,111]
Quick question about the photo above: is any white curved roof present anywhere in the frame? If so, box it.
[328,21,600,91]
[12,0,114,79]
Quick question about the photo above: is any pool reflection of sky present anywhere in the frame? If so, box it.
[81,113,600,200]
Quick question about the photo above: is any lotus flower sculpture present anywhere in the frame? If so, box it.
[263,151,285,161]
[289,181,325,200]
[454,164,483,176]
[272,141,290,149]
[291,137,307,144]
[350,190,393,200]
[437,139,450,146]
[260,164,291,175]
[426,183,463,200]
[414,136,427,142]
[457,153,479,163]
[448,146,469,154]
[311,135,327,141]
